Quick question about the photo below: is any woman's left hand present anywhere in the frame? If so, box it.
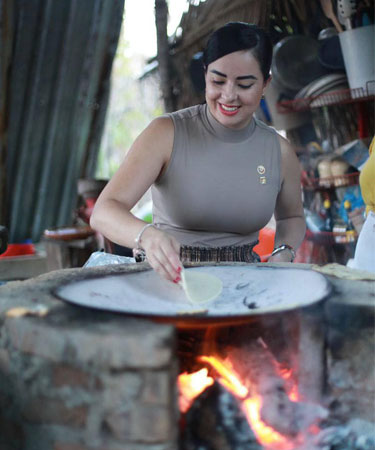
[267,250,294,263]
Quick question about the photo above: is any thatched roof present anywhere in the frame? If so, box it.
[167,0,333,109]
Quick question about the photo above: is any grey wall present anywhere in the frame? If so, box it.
[1,0,124,242]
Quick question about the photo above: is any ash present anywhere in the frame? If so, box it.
[295,418,375,450]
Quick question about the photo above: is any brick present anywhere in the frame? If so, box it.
[102,372,142,410]
[5,316,176,370]
[104,410,131,441]
[72,323,176,370]
[22,397,87,427]
[104,405,175,443]
[5,317,67,362]
[52,365,102,390]
[129,405,174,443]
[141,371,172,405]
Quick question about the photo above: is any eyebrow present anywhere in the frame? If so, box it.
[210,69,257,80]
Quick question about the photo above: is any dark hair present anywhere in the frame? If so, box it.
[202,22,272,81]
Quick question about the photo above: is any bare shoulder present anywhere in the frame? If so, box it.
[129,115,174,162]
[147,115,174,134]
[140,116,174,146]
[277,133,296,157]
[276,133,300,178]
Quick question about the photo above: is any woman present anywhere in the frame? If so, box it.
[90,22,306,283]
[348,136,375,272]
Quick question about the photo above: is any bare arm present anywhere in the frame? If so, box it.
[90,117,182,281]
[268,135,306,263]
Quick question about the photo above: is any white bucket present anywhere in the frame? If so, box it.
[339,25,375,95]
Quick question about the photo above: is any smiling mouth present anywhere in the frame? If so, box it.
[219,103,240,115]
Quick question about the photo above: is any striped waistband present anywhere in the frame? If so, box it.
[180,241,260,263]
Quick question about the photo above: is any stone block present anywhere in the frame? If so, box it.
[129,405,174,443]
[103,410,132,441]
[102,372,142,410]
[5,317,67,362]
[22,397,88,427]
[52,365,102,390]
[140,371,173,405]
[4,315,176,370]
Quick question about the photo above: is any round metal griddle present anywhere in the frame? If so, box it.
[55,265,331,327]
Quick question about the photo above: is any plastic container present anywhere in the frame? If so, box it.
[253,227,275,262]
[0,242,35,258]
[339,25,375,95]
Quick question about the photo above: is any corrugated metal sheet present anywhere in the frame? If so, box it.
[1,0,124,242]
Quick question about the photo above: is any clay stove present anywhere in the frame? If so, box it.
[0,262,374,450]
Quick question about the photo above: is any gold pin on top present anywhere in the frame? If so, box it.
[257,165,266,175]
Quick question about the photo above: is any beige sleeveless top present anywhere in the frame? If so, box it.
[151,104,281,247]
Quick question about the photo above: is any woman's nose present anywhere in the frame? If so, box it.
[221,83,237,102]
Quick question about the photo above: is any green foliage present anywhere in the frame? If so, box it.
[96,26,162,178]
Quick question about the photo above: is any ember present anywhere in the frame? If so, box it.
[178,331,328,450]
[181,381,262,449]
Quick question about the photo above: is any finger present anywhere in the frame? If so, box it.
[148,254,174,281]
[148,252,180,283]
[160,239,183,275]
[170,238,182,270]
[159,248,182,281]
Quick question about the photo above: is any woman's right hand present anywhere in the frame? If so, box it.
[140,226,182,283]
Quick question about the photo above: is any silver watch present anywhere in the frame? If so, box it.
[271,244,295,262]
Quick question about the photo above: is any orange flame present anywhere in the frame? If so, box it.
[178,368,214,413]
[278,366,300,402]
[242,397,296,449]
[198,355,249,398]
[178,355,301,449]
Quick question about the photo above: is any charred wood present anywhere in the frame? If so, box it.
[180,381,263,450]
[227,338,327,437]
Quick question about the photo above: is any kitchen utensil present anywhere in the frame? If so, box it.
[272,35,328,93]
[339,24,375,94]
[320,0,343,33]
[318,35,346,70]
[337,0,356,30]
[55,264,331,328]
[318,27,338,40]
[43,225,95,241]
[295,73,348,99]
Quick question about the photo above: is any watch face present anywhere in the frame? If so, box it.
[133,248,146,262]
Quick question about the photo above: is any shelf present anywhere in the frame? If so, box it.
[305,230,357,245]
[277,82,375,113]
[301,171,360,191]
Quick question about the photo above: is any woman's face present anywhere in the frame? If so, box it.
[205,50,270,130]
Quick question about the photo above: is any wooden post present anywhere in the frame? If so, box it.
[155,0,175,112]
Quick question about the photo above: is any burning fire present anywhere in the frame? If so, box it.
[178,368,214,413]
[178,354,300,449]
